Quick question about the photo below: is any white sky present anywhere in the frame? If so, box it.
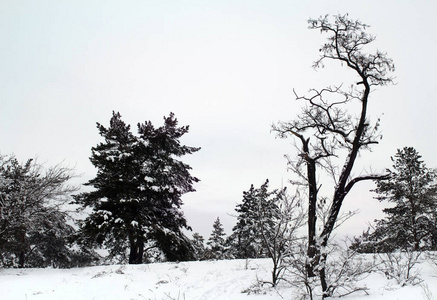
[2,0,437,239]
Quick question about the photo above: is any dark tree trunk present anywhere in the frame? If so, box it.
[17,229,26,268]
[138,240,144,263]
[128,236,144,264]
[128,241,136,264]
[409,198,420,251]
[317,82,371,297]
[306,157,318,278]
[18,251,25,268]
[319,253,329,298]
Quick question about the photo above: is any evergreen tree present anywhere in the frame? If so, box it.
[206,217,227,260]
[370,147,437,251]
[229,180,305,286]
[191,232,206,261]
[153,230,195,262]
[229,180,279,258]
[0,155,82,268]
[75,112,199,264]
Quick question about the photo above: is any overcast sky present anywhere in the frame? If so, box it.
[2,0,437,239]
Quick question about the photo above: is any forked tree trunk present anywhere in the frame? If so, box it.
[275,14,394,298]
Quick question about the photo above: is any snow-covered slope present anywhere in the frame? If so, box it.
[1,257,436,299]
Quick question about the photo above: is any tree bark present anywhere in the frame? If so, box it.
[18,234,26,268]
[319,253,329,298]
[316,81,371,297]
[306,157,318,277]
[128,235,144,264]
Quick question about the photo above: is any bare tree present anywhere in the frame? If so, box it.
[273,14,394,297]
[0,156,78,267]
[257,190,305,287]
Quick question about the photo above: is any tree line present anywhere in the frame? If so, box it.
[1,13,436,299]
[0,112,201,267]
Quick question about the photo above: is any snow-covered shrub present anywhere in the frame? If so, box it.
[257,191,305,287]
[284,241,374,300]
[376,249,423,286]
[320,243,373,297]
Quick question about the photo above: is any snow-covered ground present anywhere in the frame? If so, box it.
[1,256,436,300]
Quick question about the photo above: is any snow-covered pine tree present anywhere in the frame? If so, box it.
[371,147,437,251]
[75,111,140,263]
[136,112,199,258]
[229,180,305,285]
[229,180,278,258]
[191,232,206,261]
[228,184,258,258]
[76,112,199,264]
[206,217,227,260]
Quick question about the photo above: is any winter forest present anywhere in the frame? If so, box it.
[2,11,437,300]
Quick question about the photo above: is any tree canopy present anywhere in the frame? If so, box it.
[356,147,437,252]
[229,180,281,259]
[0,155,80,268]
[75,112,199,264]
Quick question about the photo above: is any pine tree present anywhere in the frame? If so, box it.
[206,217,227,260]
[191,232,206,260]
[372,147,437,251]
[229,180,305,285]
[229,184,258,258]
[75,112,199,264]
[229,180,279,258]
